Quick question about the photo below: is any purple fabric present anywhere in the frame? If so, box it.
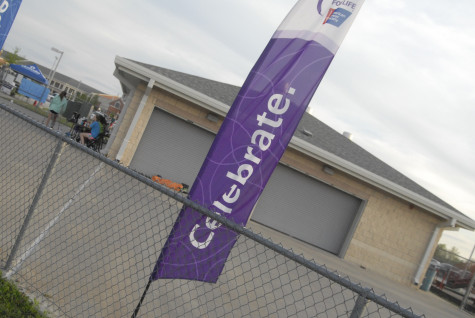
[152,37,334,283]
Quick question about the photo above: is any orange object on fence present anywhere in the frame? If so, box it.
[151,175,184,192]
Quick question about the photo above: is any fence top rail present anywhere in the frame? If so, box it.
[0,102,424,318]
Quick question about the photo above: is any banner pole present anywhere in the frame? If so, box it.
[131,278,152,318]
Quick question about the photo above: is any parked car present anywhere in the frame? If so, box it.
[430,259,441,268]
[436,263,457,279]
[457,270,473,280]
[437,263,473,289]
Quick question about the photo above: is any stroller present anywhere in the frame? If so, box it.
[66,112,82,140]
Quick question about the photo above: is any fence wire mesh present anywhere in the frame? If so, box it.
[0,103,424,317]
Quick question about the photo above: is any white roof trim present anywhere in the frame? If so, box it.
[115,56,228,116]
[114,56,475,231]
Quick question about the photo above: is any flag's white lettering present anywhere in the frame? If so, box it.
[0,0,9,22]
[332,0,356,10]
[190,88,296,249]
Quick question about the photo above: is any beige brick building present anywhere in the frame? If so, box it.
[105,56,475,287]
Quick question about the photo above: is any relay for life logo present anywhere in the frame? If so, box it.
[24,65,41,75]
[323,0,357,26]
[0,1,10,23]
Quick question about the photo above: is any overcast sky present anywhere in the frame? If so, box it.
[4,0,475,258]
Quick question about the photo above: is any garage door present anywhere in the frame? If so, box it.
[130,108,362,255]
[129,108,214,185]
[252,165,362,255]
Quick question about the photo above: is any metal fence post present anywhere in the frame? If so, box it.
[460,268,475,310]
[350,291,369,318]
[3,139,64,271]
[460,244,475,310]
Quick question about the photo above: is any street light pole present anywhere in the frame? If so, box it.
[48,47,63,94]
[38,47,64,105]
[46,56,57,84]
[73,80,82,101]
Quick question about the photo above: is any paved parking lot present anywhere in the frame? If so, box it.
[249,222,474,317]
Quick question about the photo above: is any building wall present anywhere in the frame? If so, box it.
[280,148,444,285]
[347,195,441,284]
[109,83,223,164]
[109,83,445,286]
[107,99,124,116]
[50,79,86,100]
[108,83,147,159]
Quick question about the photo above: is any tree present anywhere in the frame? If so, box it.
[434,244,447,261]
[4,47,23,65]
[90,94,99,107]
[434,244,463,264]
[74,93,99,107]
[450,246,461,258]
[75,93,88,102]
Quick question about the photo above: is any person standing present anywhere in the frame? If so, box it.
[45,91,68,128]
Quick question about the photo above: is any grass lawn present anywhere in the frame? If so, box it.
[0,271,49,317]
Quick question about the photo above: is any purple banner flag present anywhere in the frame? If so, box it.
[0,0,22,50]
[152,0,365,283]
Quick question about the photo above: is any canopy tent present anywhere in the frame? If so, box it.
[18,78,50,103]
[9,64,48,84]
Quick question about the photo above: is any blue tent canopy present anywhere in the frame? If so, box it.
[9,64,48,84]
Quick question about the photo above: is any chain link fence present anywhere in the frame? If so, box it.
[0,103,424,317]
[431,247,475,312]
